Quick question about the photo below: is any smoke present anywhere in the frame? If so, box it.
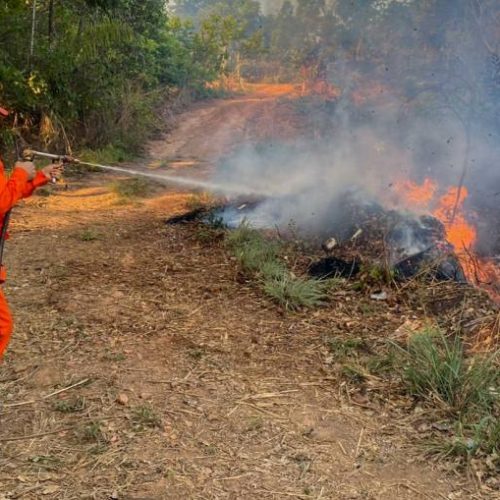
[210,0,500,254]
[256,0,285,15]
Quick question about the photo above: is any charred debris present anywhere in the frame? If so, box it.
[167,189,469,286]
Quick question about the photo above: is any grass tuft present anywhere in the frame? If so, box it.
[325,337,366,358]
[396,328,498,416]
[78,421,107,445]
[425,417,500,463]
[263,273,328,310]
[227,224,281,275]
[227,223,330,310]
[132,405,162,429]
[54,397,86,413]
[78,229,100,241]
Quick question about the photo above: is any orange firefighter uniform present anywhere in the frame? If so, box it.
[0,156,49,357]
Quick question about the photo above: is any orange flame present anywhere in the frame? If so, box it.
[392,178,499,302]
[433,186,477,254]
[394,178,437,207]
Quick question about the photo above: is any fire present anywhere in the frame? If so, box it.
[433,186,477,254]
[394,178,437,207]
[393,178,499,301]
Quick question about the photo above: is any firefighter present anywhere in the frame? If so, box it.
[0,105,63,357]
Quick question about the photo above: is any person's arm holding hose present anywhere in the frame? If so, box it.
[20,163,64,198]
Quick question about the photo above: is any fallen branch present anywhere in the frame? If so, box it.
[3,378,91,409]
[0,427,74,442]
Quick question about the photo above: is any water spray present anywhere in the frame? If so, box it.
[22,149,273,198]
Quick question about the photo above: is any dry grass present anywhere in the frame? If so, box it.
[0,181,484,498]
[1,91,499,498]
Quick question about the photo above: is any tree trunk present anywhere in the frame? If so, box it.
[48,0,55,46]
[29,0,37,69]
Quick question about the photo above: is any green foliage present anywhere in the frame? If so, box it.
[0,0,236,155]
[226,222,260,249]
[80,145,132,165]
[391,329,500,469]
[362,262,395,285]
[227,224,283,276]
[259,259,287,280]
[227,224,328,310]
[396,329,499,417]
[235,235,280,274]
[426,417,500,464]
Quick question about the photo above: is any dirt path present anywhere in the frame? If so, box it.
[0,88,488,499]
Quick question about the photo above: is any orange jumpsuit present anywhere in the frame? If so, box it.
[0,157,49,357]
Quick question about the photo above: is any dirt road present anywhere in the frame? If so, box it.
[0,87,487,499]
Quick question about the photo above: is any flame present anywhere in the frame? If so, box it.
[392,178,499,302]
[433,186,477,254]
[394,178,437,207]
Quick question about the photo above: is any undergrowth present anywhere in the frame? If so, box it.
[322,326,499,471]
[112,178,152,200]
[395,329,498,417]
[395,328,499,468]
[263,273,329,310]
[80,145,132,165]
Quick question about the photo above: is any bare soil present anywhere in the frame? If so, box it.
[0,86,495,499]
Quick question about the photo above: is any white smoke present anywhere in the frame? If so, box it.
[256,0,286,15]
[209,0,500,254]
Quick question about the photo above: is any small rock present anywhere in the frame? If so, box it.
[370,291,388,301]
[116,394,129,406]
[322,237,338,252]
